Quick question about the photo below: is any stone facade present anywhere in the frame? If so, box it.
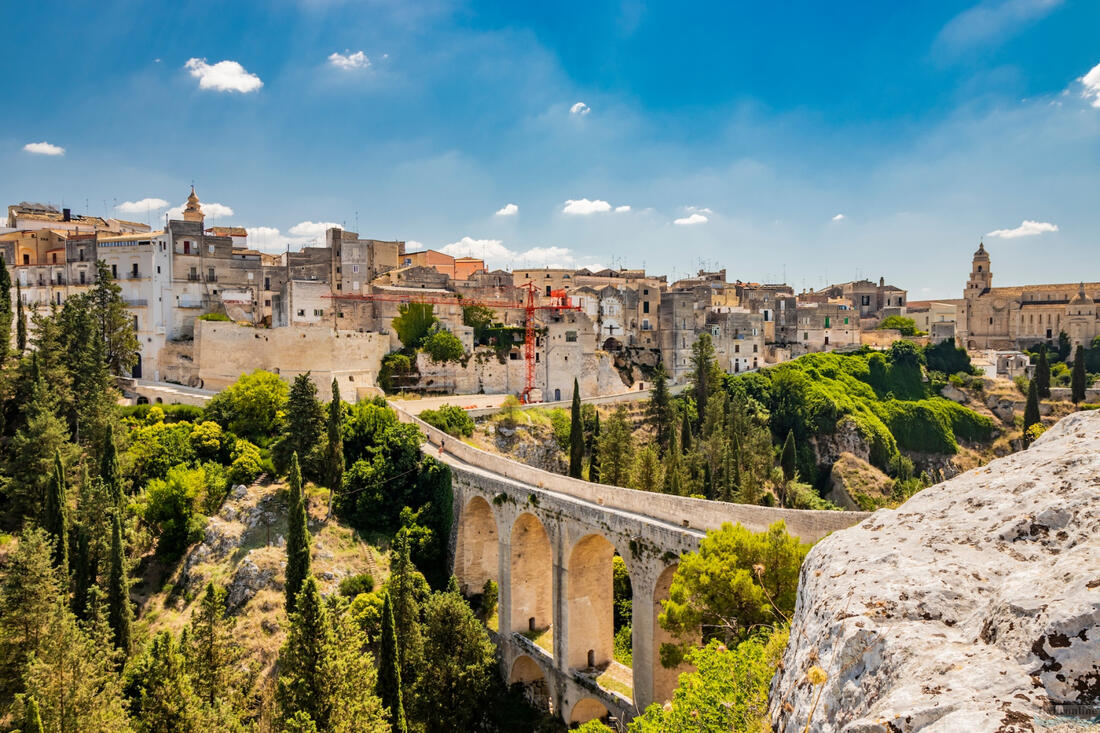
[961,243,1100,349]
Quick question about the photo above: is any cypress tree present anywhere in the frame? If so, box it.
[1036,344,1051,398]
[377,592,407,733]
[44,450,69,575]
[648,362,672,450]
[388,533,424,688]
[325,379,345,492]
[16,280,26,353]
[1071,345,1087,404]
[689,333,721,431]
[277,576,331,728]
[22,696,44,733]
[681,409,693,452]
[588,412,601,483]
[186,582,243,710]
[0,256,11,365]
[665,415,684,495]
[100,423,122,506]
[568,379,583,478]
[276,372,325,473]
[285,453,312,615]
[780,429,797,482]
[106,513,131,653]
[1023,378,1041,435]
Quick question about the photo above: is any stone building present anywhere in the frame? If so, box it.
[735,283,797,343]
[705,307,765,373]
[792,302,860,354]
[805,277,907,320]
[0,229,98,307]
[960,243,1100,349]
[328,228,402,296]
[6,201,150,235]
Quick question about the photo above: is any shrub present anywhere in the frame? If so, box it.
[422,329,465,363]
[338,573,375,597]
[878,315,922,336]
[141,465,207,557]
[204,370,288,441]
[197,311,231,322]
[420,404,475,437]
[925,340,972,375]
[378,352,413,393]
[227,439,264,485]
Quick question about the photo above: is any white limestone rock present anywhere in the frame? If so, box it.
[771,410,1100,733]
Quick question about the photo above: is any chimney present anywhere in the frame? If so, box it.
[62,208,71,222]
[879,276,884,287]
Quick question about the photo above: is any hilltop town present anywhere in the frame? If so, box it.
[6,190,1097,404]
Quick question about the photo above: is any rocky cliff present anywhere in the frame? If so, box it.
[771,410,1100,732]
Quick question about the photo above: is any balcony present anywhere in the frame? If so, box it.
[124,299,148,307]
[127,272,143,280]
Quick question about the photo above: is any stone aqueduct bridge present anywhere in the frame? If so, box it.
[392,405,870,726]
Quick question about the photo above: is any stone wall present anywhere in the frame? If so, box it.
[194,320,388,400]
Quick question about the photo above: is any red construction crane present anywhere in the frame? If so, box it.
[325,285,580,402]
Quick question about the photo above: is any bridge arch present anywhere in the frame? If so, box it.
[453,495,499,595]
[510,512,554,637]
[651,563,690,702]
[509,654,551,713]
[568,697,610,725]
[565,533,623,673]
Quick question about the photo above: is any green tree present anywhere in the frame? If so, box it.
[7,375,72,519]
[22,695,44,733]
[569,378,584,478]
[141,466,206,558]
[185,583,245,712]
[664,415,685,495]
[392,302,437,351]
[325,604,389,732]
[648,362,673,451]
[780,429,796,482]
[278,576,331,728]
[416,589,497,732]
[631,629,788,733]
[0,256,11,365]
[90,260,140,375]
[630,444,664,493]
[275,372,325,474]
[285,453,312,615]
[386,533,426,688]
[130,631,205,732]
[588,411,601,483]
[106,513,132,653]
[21,596,130,733]
[877,315,921,336]
[0,528,60,703]
[659,521,808,666]
[690,333,722,431]
[377,592,407,733]
[421,330,465,363]
[1071,344,1087,404]
[16,280,27,353]
[100,423,123,505]
[44,449,70,575]
[1023,379,1041,436]
[1035,344,1051,398]
[597,406,634,487]
[1057,330,1071,360]
[204,369,289,441]
[326,379,346,491]
[462,304,495,342]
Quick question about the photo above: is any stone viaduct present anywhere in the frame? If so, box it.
[392,405,870,727]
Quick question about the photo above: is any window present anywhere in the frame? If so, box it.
[23,254,30,265]
[156,266,161,274]
[78,248,85,261]
[824,316,830,327]
[735,344,740,353]
[753,344,758,353]
[297,309,306,317]
[183,241,191,254]
[51,253,57,264]
[803,332,808,340]
[264,277,270,290]
[566,331,577,342]
[545,285,552,296]
[352,265,359,274]
[132,316,139,330]
[643,301,650,314]
[111,264,118,278]
[79,271,86,284]
[989,317,993,325]
[313,309,323,316]
[131,263,139,278]
[247,272,254,281]
[643,288,649,295]
[208,267,215,280]
[208,244,215,254]
[861,295,871,306]
[844,317,849,324]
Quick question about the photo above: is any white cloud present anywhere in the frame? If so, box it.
[116,198,168,214]
[1081,62,1100,108]
[184,58,263,93]
[405,240,425,252]
[832,213,845,221]
[570,102,590,116]
[166,201,235,220]
[23,141,64,156]
[673,213,708,226]
[328,50,370,71]
[246,227,284,252]
[614,205,631,213]
[436,237,587,270]
[685,205,713,214]
[562,198,612,215]
[288,220,339,239]
[934,0,1062,56]
[986,220,1059,238]
[495,203,519,217]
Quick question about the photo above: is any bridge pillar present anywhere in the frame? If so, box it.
[632,576,657,710]
[497,532,513,638]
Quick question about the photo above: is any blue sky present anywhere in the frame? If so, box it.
[3,0,1099,298]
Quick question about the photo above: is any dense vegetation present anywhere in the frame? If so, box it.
[0,264,557,731]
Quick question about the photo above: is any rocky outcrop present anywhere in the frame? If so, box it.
[811,417,873,469]
[771,410,1100,732]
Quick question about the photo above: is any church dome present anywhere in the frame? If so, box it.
[182,186,204,223]
[973,242,988,258]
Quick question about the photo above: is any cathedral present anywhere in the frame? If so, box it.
[960,243,1100,350]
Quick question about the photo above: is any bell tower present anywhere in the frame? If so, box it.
[182,186,204,224]
[966,242,991,297]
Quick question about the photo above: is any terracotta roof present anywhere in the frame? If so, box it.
[208,226,247,237]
